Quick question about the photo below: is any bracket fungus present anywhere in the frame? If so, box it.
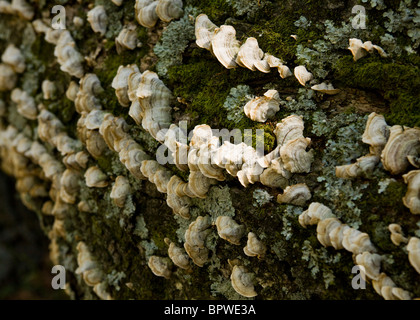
[236,37,270,73]
[110,176,132,208]
[372,273,412,300]
[54,30,84,78]
[85,166,109,188]
[195,14,217,52]
[336,113,390,179]
[215,216,245,245]
[165,238,191,271]
[348,38,388,61]
[0,63,17,91]
[42,80,57,100]
[184,216,211,267]
[388,224,408,246]
[402,170,420,214]
[156,0,183,22]
[230,265,257,298]
[112,65,140,107]
[148,256,172,279]
[262,54,292,78]
[11,88,38,120]
[136,70,173,141]
[116,25,142,54]
[243,232,266,259]
[310,82,340,95]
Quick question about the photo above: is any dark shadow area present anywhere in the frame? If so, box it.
[0,171,68,300]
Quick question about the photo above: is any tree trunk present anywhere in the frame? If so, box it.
[0,0,419,300]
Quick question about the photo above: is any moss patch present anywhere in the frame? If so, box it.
[333,55,420,127]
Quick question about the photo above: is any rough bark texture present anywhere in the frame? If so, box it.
[0,0,419,300]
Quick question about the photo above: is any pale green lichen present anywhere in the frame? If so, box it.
[107,270,126,291]
[225,0,267,19]
[192,185,235,220]
[280,206,303,241]
[296,40,339,79]
[280,88,317,114]
[223,85,253,124]
[383,1,420,48]
[301,240,341,289]
[154,6,200,77]
[380,33,403,56]
[134,215,149,239]
[252,189,273,207]
[315,114,370,229]
[323,20,356,47]
[139,240,158,259]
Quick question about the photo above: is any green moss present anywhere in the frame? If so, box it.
[247,15,298,62]
[167,56,277,130]
[30,36,56,66]
[333,55,420,127]
[46,97,76,125]
[185,0,233,23]
[96,155,114,174]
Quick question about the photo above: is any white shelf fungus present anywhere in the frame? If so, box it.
[243,90,281,122]
[243,232,266,259]
[156,0,183,22]
[407,237,420,274]
[165,238,191,271]
[294,65,313,86]
[211,25,241,69]
[195,14,217,52]
[348,38,388,61]
[276,183,311,206]
[11,88,38,120]
[116,25,142,54]
[388,224,408,246]
[402,170,420,214]
[215,216,245,245]
[87,6,108,36]
[148,256,172,279]
[110,176,131,208]
[236,37,270,73]
[135,0,159,28]
[310,82,340,95]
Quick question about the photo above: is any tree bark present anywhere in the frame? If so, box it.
[0,0,419,300]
